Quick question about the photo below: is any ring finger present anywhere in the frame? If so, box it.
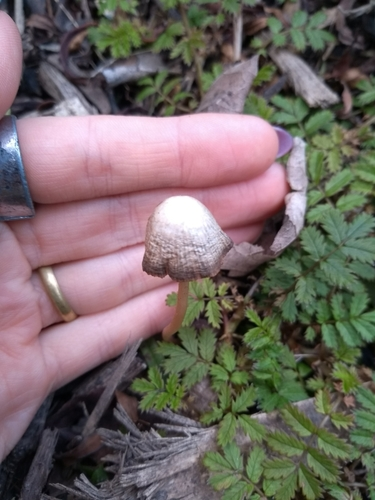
[33,222,263,329]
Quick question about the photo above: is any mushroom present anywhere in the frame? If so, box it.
[142,196,233,341]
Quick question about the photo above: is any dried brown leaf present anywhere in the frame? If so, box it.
[196,56,259,114]
[222,138,307,276]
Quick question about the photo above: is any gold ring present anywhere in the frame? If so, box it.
[38,266,78,322]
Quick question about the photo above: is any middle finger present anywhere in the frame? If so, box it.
[12,163,287,269]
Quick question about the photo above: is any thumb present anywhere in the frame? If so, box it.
[0,11,22,118]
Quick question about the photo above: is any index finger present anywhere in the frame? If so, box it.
[17,114,279,204]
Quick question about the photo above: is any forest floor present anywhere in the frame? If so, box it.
[1,0,375,499]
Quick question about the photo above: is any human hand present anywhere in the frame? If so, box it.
[0,12,288,461]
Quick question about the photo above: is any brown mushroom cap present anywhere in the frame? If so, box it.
[142,196,233,281]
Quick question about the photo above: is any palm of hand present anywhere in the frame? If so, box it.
[0,114,284,463]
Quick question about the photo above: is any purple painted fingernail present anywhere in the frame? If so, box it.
[273,126,294,158]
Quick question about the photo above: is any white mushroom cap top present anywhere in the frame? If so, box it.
[142,196,233,281]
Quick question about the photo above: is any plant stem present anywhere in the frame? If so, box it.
[162,281,190,341]
[179,4,204,99]
[233,6,243,62]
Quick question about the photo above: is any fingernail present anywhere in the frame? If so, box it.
[273,126,294,158]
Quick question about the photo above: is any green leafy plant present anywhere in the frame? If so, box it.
[131,365,185,411]
[166,278,237,329]
[204,395,353,500]
[88,18,144,58]
[252,11,335,52]
[136,70,196,115]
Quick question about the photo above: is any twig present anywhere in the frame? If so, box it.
[233,7,243,62]
[81,340,141,438]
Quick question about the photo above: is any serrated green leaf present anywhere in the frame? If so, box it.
[275,256,302,278]
[222,481,253,500]
[138,390,161,410]
[307,448,338,482]
[198,328,216,362]
[356,386,375,412]
[136,86,156,102]
[205,299,222,328]
[210,363,229,383]
[272,32,288,46]
[347,212,375,240]
[336,193,368,212]
[305,28,325,50]
[349,261,375,281]
[268,17,283,33]
[246,308,262,326]
[183,361,209,388]
[202,277,216,298]
[232,387,256,413]
[203,450,232,472]
[321,257,356,290]
[223,442,243,471]
[350,427,375,447]
[218,344,237,372]
[165,372,178,393]
[183,297,205,326]
[315,389,332,415]
[179,327,198,356]
[355,410,375,432]
[153,22,184,52]
[325,169,353,197]
[273,110,298,125]
[321,323,339,349]
[132,377,158,394]
[218,384,232,410]
[267,431,305,456]
[296,276,316,305]
[218,412,237,447]
[155,391,171,410]
[281,292,298,322]
[308,148,325,184]
[331,412,354,430]
[230,370,250,386]
[305,326,317,341]
[148,366,164,389]
[253,63,276,86]
[292,10,308,28]
[321,209,347,244]
[237,414,265,442]
[281,405,316,436]
[308,10,327,28]
[163,77,181,96]
[162,348,197,374]
[316,428,351,458]
[246,446,266,483]
[350,292,369,317]
[298,464,322,500]
[275,471,298,500]
[290,29,306,51]
[263,458,296,479]
[207,470,239,490]
[201,405,223,425]
[316,299,331,323]
[336,320,361,347]
[342,238,375,263]
[190,280,204,298]
[278,379,309,402]
[332,363,359,393]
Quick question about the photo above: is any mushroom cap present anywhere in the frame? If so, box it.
[142,196,233,281]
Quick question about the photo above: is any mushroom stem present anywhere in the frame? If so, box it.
[162,281,190,341]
